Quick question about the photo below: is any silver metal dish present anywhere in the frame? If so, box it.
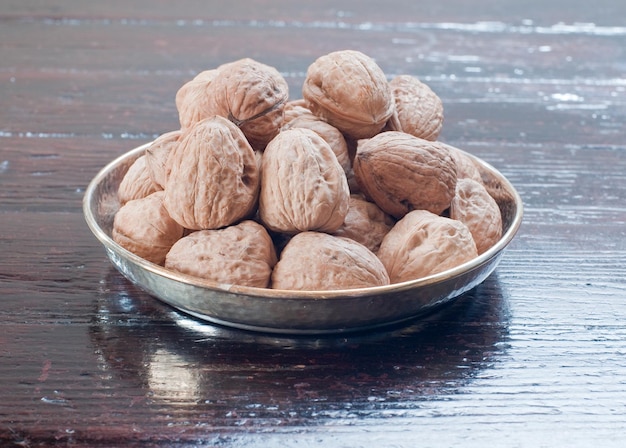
[83,142,523,335]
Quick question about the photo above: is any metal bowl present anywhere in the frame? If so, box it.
[83,142,523,335]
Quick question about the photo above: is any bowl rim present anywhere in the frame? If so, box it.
[83,141,523,300]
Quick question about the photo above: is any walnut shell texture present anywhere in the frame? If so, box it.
[353,131,457,218]
[282,100,351,174]
[175,60,288,150]
[112,191,184,265]
[387,75,444,141]
[450,178,502,254]
[332,195,395,253]
[164,115,260,230]
[165,220,277,288]
[175,69,219,130]
[259,128,350,234]
[117,155,161,205]
[144,130,182,189]
[377,210,478,283]
[210,58,289,150]
[439,142,484,184]
[271,231,390,291]
[302,50,394,139]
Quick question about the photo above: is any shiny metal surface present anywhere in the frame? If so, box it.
[83,142,523,334]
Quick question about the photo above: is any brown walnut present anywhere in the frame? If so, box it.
[175,59,289,150]
[353,131,457,218]
[259,128,350,234]
[386,75,444,141]
[332,195,395,253]
[282,100,351,174]
[438,142,484,184]
[164,115,260,230]
[302,50,394,140]
[210,58,289,149]
[144,130,182,189]
[117,155,161,205]
[112,191,184,265]
[377,210,478,283]
[271,231,390,291]
[450,178,502,254]
[165,220,277,288]
[175,69,219,130]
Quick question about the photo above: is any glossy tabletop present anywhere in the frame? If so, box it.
[1,1,625,446]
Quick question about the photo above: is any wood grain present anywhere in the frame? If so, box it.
[1,1,626,446]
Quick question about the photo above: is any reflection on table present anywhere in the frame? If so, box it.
[90,267,510,422]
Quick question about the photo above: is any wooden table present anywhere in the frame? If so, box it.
[2,1,625,446]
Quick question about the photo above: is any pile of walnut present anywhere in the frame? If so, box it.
[113,50,503,291]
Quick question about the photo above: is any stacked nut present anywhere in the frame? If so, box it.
[113,50,502,291]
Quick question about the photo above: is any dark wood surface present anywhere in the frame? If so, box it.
[2,1,625,446]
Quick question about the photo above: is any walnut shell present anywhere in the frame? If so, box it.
[209,58,289,150]
[175,60,288,150]
[332,195,395,253]
[112,191,184,265]
[271,231,390,291]
[144,130,182,189]
[282,100,351,174]
[302,50,394,140]
[259,128,350,234]
[164,115,260,230]
[377,210,478,283]
[117,155,161,205]
[439,142,483,184]
[175,69,219,130]
[165,220,277,288]
[386,75,444,141]
[353,131,457,218]
[450,178,502,254]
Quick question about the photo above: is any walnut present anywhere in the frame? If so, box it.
[210,58,289,150]
[377,210,478,283]
[386,75,444,141]
[144,130,182,189]
[438,142,483,183]
[175,69,218,130]
[302,50,394,140]
[112,191,184,265]
[450,178,502,254]
[117,155,161,205]
[271,231,390,291]
[259,128,349,234]
[282,100,351,174]
[164,115,259,230]
[175,59,289,150]
[332,195,395,253]
[353,131,457,218]
[165,220,277,288]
